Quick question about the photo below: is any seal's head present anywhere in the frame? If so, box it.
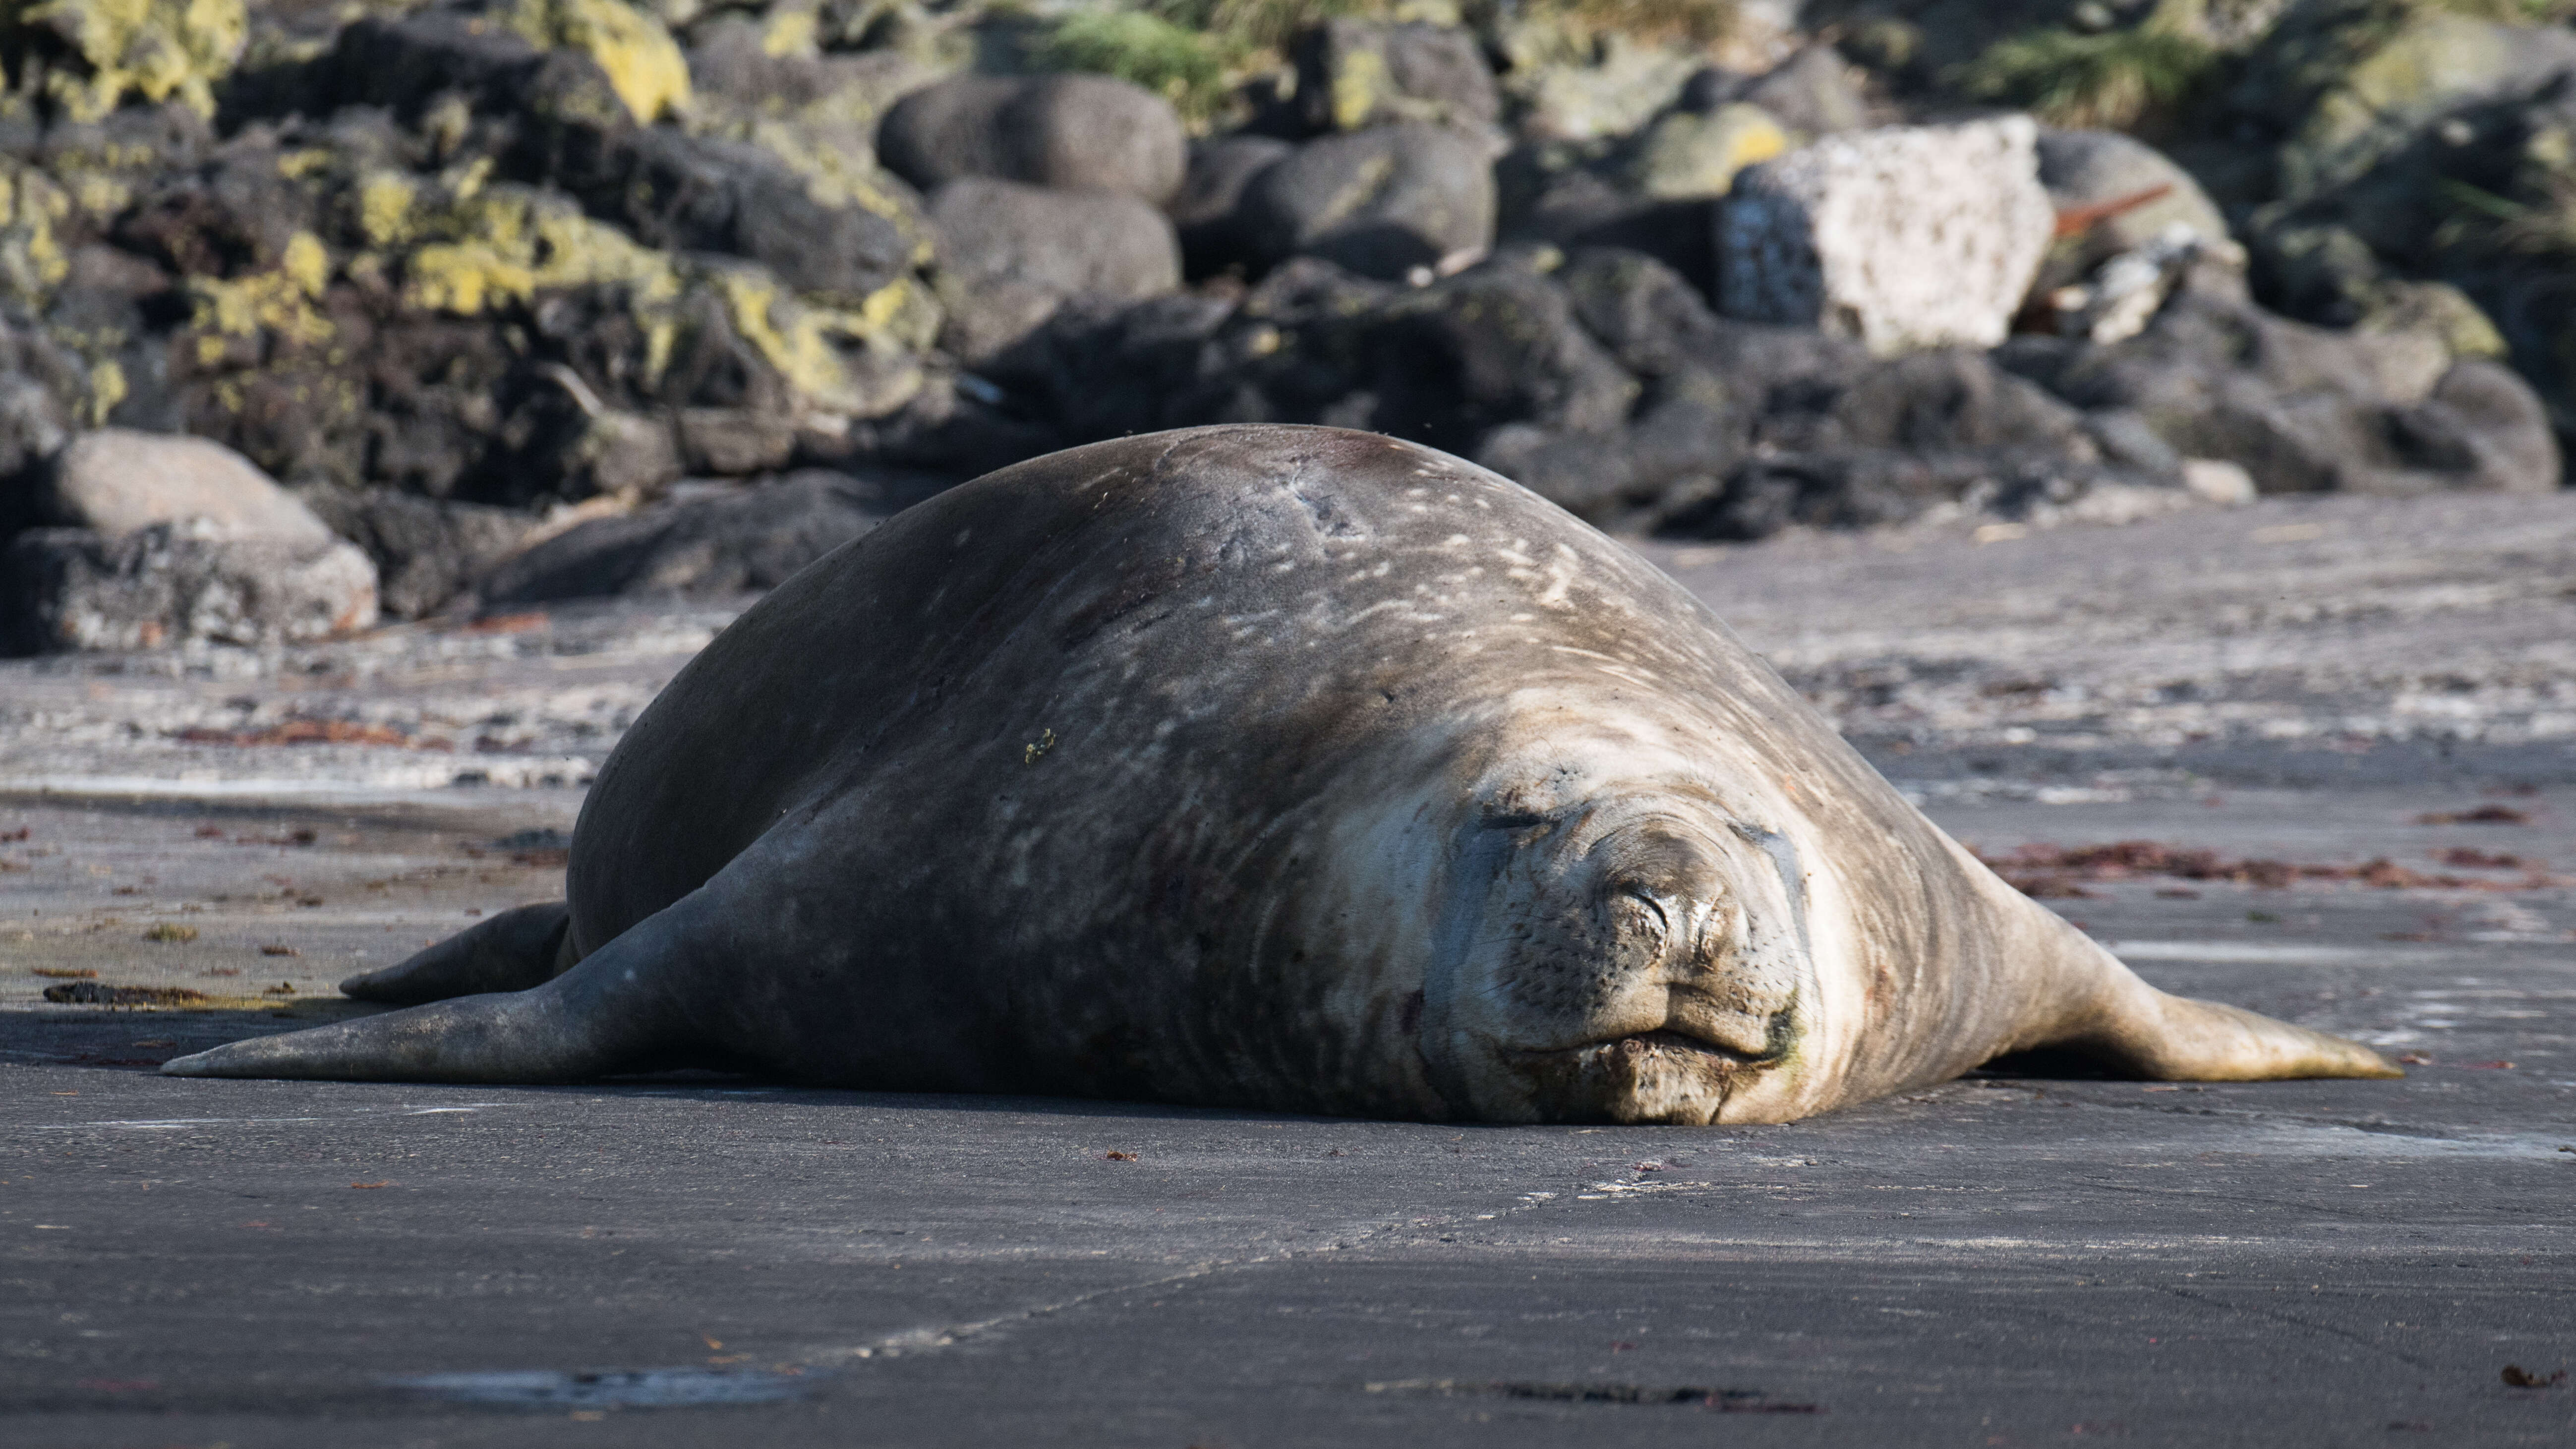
[1423,771,1820,1126]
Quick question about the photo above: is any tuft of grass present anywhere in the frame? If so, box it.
[1034,9,1236,124]
[1532,0,1739,49]
[1148,0,1390,54]
[1955,24,2220,131]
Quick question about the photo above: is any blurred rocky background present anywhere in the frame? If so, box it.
[0,0,2567,651]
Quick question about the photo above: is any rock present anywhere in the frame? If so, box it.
[1169,135,1293,279]
[1558,246,1730,376]
[927,179,1182,365]
[1726,46,1872,137]
[2037,129,2231,262]
[2005,276,2562,495]
[1721,116,2056,354]
[294,488,537,620]
[1292,19,1501,132]
[2247,2,2576,203]
[1239,123,1498,280]
[1498,146,1717,294]
[1502,32,1706,142]
[8,0,248,123]
[1626,104,1790,199]
[2180,458,2257,506]
[476,470,903,604]
[575,129,928,308]
[0,522,378,654]
[878,74,1187,206]
[503,0,693,123]
[2391,359,2561,496]
[38,430,333,545]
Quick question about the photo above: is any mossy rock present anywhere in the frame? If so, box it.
[1625,101,1786,199]
[500,0,691,122]
[2,0,249,122]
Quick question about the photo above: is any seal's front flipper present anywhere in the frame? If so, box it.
[2068,982,2403,1082]
[340,902,576,1004]
[164,896,701,1084]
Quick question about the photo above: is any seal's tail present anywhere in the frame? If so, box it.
[163,901,698,1084]
[339,901,578,1004]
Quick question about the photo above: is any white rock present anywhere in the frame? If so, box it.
[40,430,335,545]
[1719,116,2056,354]
[2180,459,2258,507]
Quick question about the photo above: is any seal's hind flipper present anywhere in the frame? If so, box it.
[2067,985,2404,1082]
[340,902,576,1004]
[164,898,700,1084]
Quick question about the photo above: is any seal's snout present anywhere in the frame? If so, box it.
[1441,805,1815,1124]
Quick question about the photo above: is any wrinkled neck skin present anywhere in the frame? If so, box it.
[1373,696,1864,1126]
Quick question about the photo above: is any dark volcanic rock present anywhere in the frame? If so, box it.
[2004,269,2562,495]
[574,129,926,307]
[1170,135,1294,280]
[878,74,1187,205]
[296,488,538,620]
[1237,123,1498,280]
[1292,19,1501,133]
[928,179,1182,365]
[476,470,910,605]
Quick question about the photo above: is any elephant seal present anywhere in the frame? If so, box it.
[165,425,2397,1121]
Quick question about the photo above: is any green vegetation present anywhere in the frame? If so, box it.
[1034,8,1235,124]
[1956,22,2220,131]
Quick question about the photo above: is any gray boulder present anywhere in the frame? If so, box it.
[1170,135,1294,279]
[582,129,928,308]
[39,430,335,545]
[476,471,906,605]
[1293,19,1501,132]
[2001,273,2563,495]
[1684,46,1870,137]
[1240,123,1499,280]
[928,179,1182,365]
[295,488,538,621]
[0,522,379,655]
[878,74,1187,206]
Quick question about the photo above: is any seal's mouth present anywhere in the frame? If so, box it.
[1495,1020,1794,1124]
[1597,1027,1777,1065]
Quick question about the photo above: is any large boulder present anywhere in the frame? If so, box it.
[0,522,378,654]
[927,178,1181,365]
[37,430,335,544]
[1292,19,1501,132]
[1625,104,1791,200]
[295,488,538,620]
[878,74,1187,206]
[1684,46,1872,138]
[1720,116,2056,354]
[571,129,929,309]
[1170,135,1294,279]
[1238,123,1498,281]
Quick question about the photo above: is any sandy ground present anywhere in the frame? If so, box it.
[2,489,2571,1444]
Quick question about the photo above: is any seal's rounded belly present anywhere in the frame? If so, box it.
[164,426,2399,1121]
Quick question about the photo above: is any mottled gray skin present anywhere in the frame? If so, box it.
[165,426,2397,1122]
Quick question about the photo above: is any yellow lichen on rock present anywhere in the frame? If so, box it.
[188,230,337,362]
[0,162,72,310]
[12,0,250,121]
[503,0,692,123]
